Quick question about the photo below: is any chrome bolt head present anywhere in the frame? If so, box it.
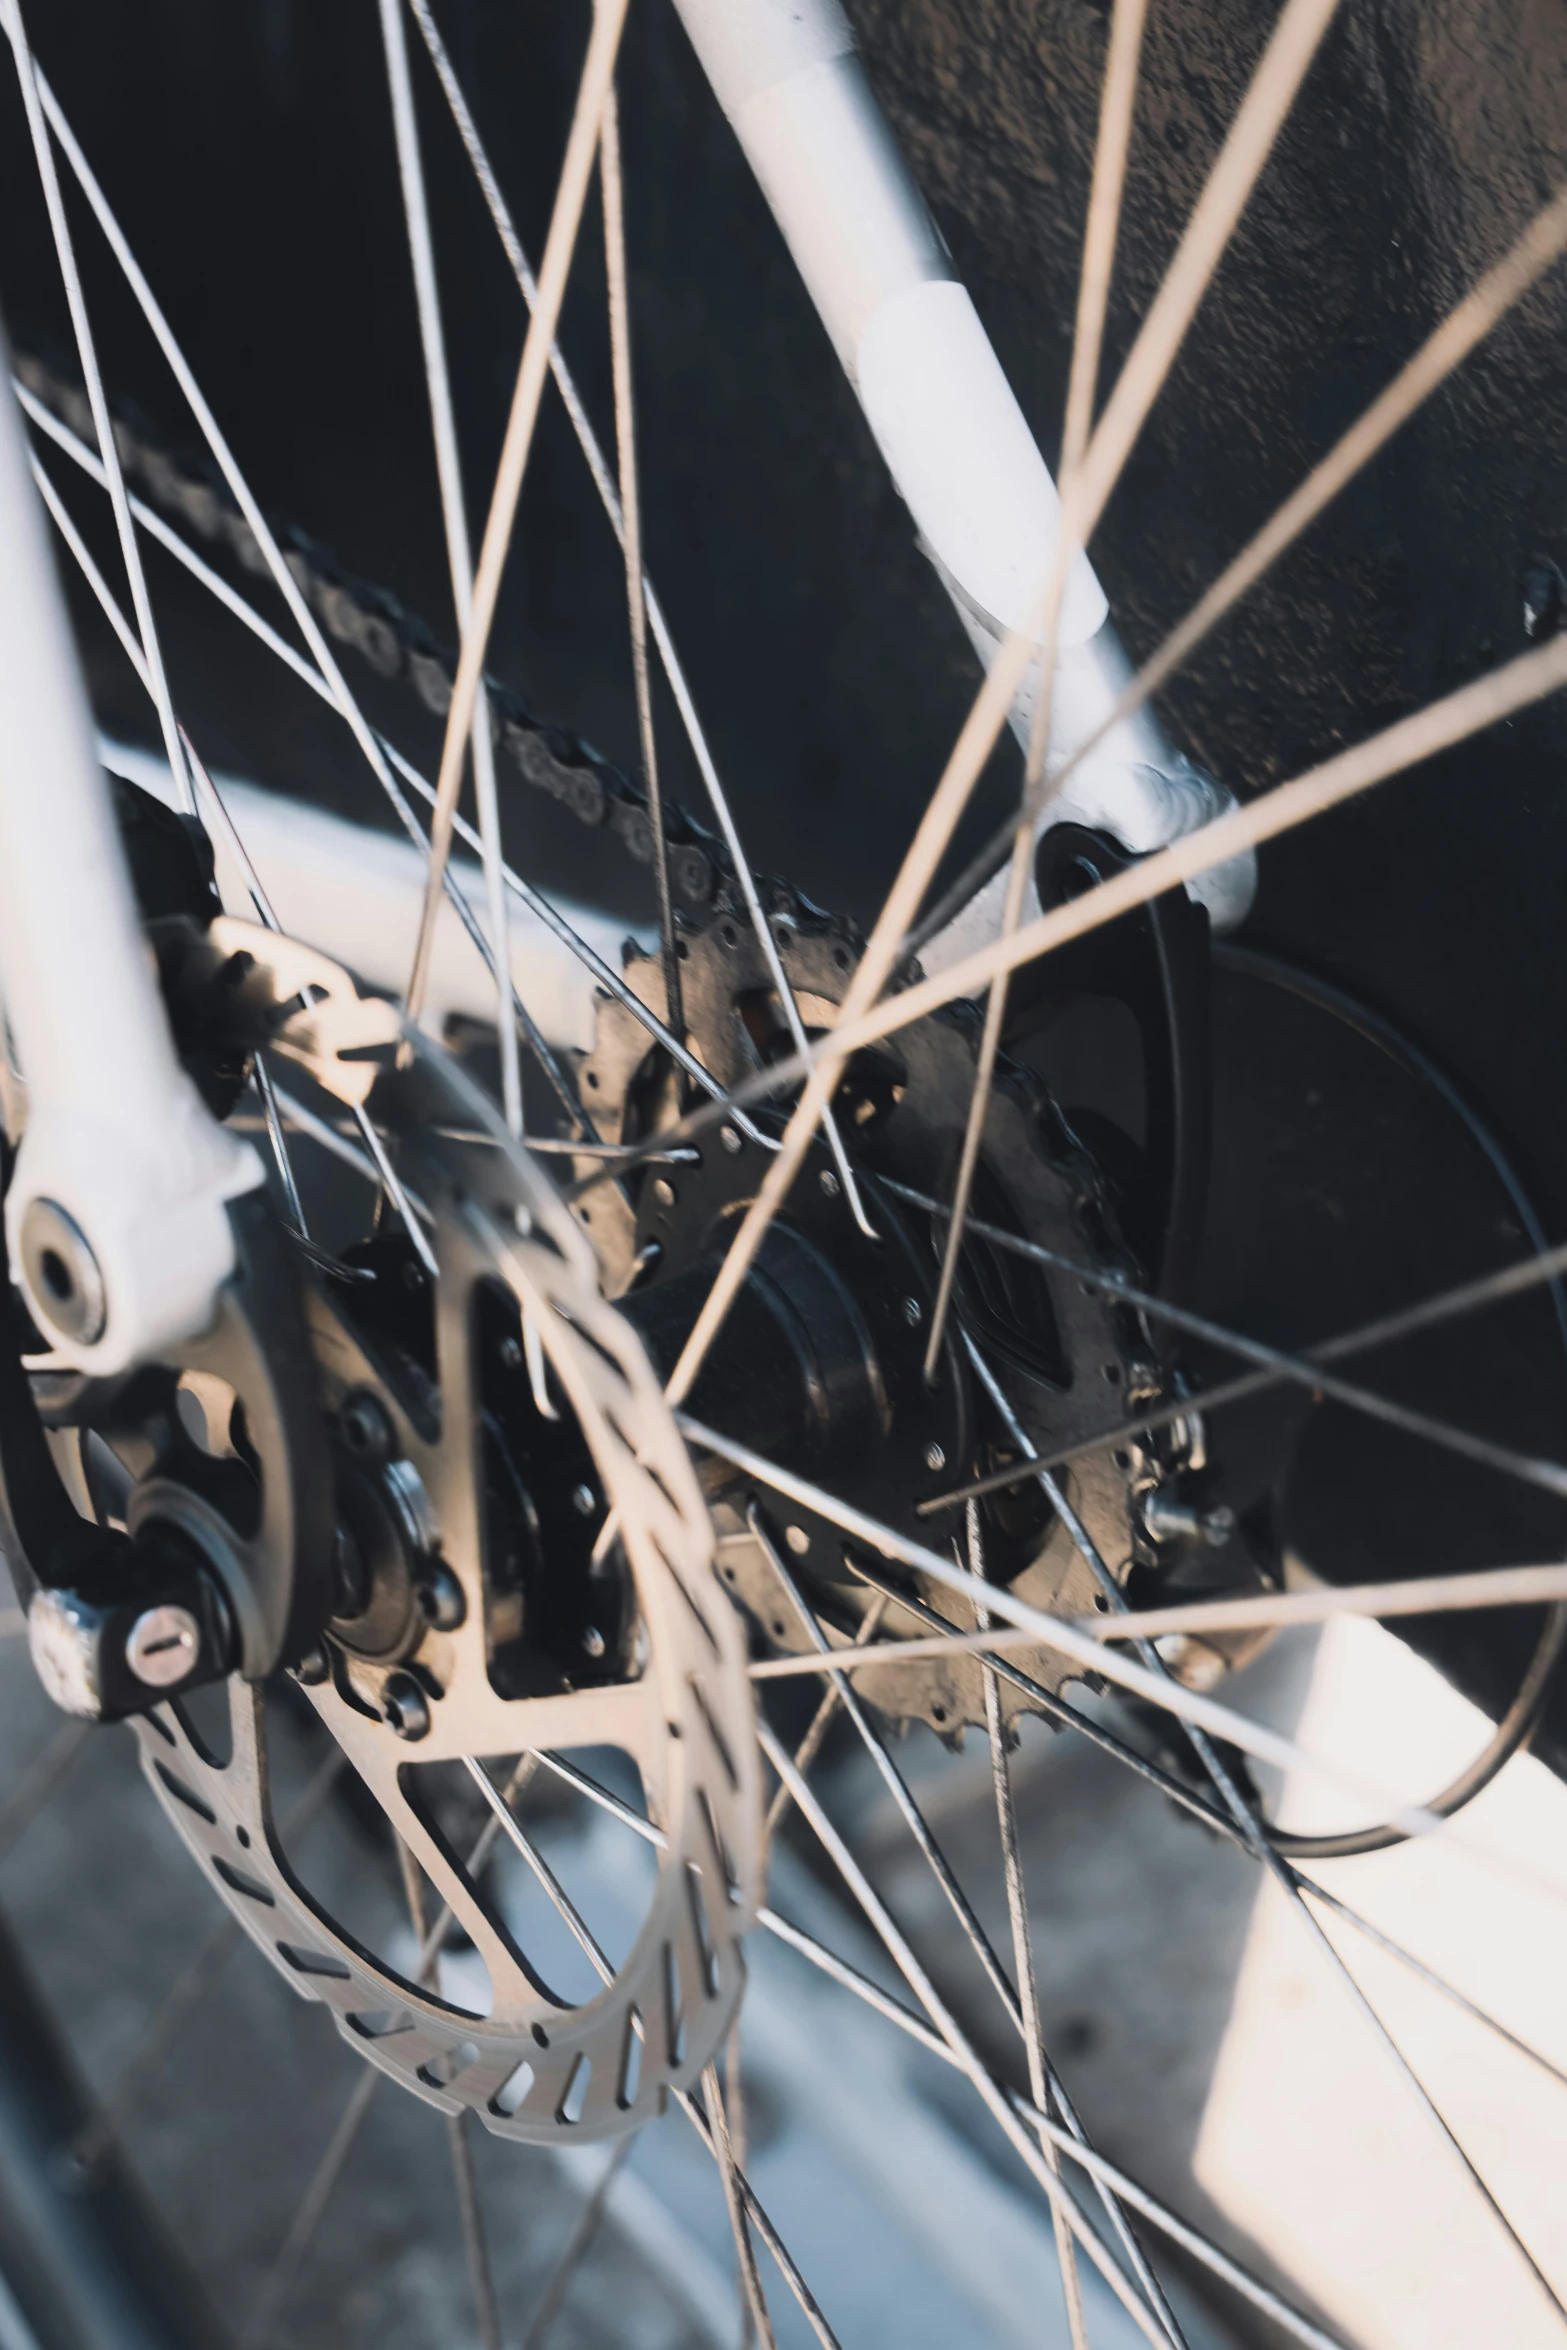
[125,1604,200,1689]
[902,1296,923,1327]
[785,1524,811,1556]
[416,1562,466,1632]
[572,1483,597,1517]
[338,1389,395,1466]
[19,1198,106,1346]
[289,1642,331,1687]
[651,1176,677,1209]
[819,1167,841,1198]
[381,1671,431,1741]
[581,1625,607,1660]
[719,1126,742,1155]
[923,1442,946,1474]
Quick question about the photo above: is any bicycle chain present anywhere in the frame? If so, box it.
[16,347,730,909]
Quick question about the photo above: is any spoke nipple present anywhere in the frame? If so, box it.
[381,1671,431,1741]
[125,1605,200,1689]
[923,1442,947,1474]
[720,1127,742,1156]
[819,1168,841,1198]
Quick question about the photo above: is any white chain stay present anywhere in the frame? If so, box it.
[131,923,760,2142]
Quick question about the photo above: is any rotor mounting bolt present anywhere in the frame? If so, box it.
[125,1605,200,1690]
[719,1127,742,1156]
[339,1389,395,1466]
[924,1442,946,1474]
[381,1671,431,1741]
[289,1642,330,1687]
[572,1483,597,1517]
[785,1525,811,1556]
[581,1625,607,1660]
[819,1167,841,1198]
[19,1198,106,1346]
[416,1562,466,1632]
[498,1335,524,1371]
[651,1177,676,1209]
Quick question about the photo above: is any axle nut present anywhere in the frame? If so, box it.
[381,1670,431,1741]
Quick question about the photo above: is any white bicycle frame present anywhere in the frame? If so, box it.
[0,0,1252,1378]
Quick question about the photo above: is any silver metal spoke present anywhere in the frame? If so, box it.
[659,0,1345,1413]
[396,1832,505,2350]
[684,1413,1567,1883]
[912,177,1567,954]
[239,2064,380,2350]
[995,1343,1567,2334]
[762,1592,892,1849]
[569,614,1567,1222]
[17,381,592,1144]
[18,380,784,1154]
[755,1504,1181,2348]
[462,1758,838,2350]
[888,1177,1567,1509]
[72,1749,345,2175]
[756,1904,1345,2350]
[972,1504,1093,2350]
[519,2136,632,2350]
[923,0,1148,1379]
[702,2059,778,2350]
[25,446,313,1226]
[0,1718,87,1865]
[406,0,632,1023]
[3,0,191,813]
[600,81,681,1048]
[404,0,872,1233]
[746,1563,1567,1677]
[380,0,520,1140]
[758,1720,1175,2350]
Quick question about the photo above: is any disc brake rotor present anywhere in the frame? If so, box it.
[116,922,760,2143]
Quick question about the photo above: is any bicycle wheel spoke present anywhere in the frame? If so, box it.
[762,1592,892,1848]
[970,1507,1095,2350]
[687,1413,1567,1879]
[380,0,520,1141]
[600,82,680,1048]
[239,2062,380,2350]
[758,1502,1182,2347]
[758,1720,1177,2350]
[1028,1383,1567,2333]
[757,1901,1345,2350]
[924,0,1148,1380]
[406,0,632,1024]
[890,1178,1567,1509]
[464,1759,830,2350]
[747,1565,1567,1678]
[447,2112,504,2350]
[519,2136,632,2350]
[662,0,1344,1411]
[0,1717,87,1865]
[702,2059,778,2350]
[17,380,595,1144]
[4,0,191,814]
[913,178,1567,957]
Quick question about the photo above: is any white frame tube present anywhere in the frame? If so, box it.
[0,334,259,1372]
[671,0,1256,951]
